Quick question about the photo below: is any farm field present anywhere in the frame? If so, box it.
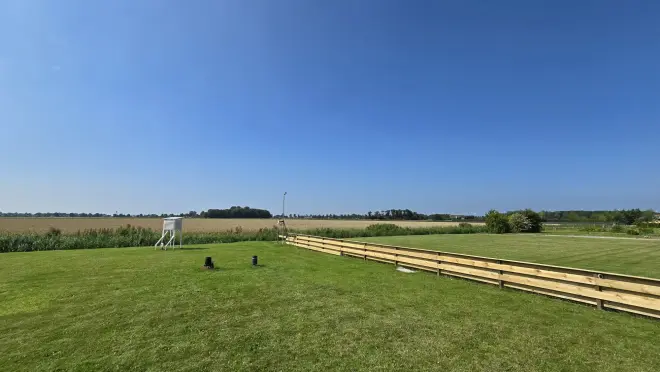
[359,234,660,278]
[0,217,481,234]
[2,241,660,371]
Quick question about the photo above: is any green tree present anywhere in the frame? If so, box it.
[508,213,531,233]
[485,210,511,234]
[520,209,543,232]
[639,209,656,223]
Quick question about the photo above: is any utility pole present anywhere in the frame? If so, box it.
[278,192,288,244]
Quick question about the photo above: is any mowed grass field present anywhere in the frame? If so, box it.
[359,234,660,278]
[0,217,479,233]
[2,239,660,371]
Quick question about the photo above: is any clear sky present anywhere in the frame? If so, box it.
[1,0,658,215]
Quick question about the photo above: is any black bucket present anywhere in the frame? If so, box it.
[204,257,214,269]
[252,255,258,266]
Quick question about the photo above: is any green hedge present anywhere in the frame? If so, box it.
[297,223,486,239]
[0,223,487,253]
[578,224,658,236]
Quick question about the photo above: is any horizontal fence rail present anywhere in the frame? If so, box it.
[285,234,660,319]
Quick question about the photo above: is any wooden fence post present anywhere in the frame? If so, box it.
[437,252,441,277]
[395,247,398,267]
[363,243,367,261]
[594,273,604,310]
[497,260,504,289]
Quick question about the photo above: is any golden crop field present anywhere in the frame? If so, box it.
[0,218,482,234]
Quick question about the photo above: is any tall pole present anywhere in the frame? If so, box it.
[282,192,287,219]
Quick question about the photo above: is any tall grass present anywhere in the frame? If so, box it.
[0,223,487,253]
[0,225,279,253]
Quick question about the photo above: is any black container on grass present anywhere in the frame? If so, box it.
[204,257,214,269]
[252,256,258,266]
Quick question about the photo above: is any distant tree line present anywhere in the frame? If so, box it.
[0,210,481,221]
[0,212,115,218]
[0,207,272,219]
[0,212,194,218]
[201,206,272,219]
[279,210,481,221]
[1,208,657,223]
[537,209,657,225]
[486,208,660,235]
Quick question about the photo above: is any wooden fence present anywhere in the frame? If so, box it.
[286,234,660,319]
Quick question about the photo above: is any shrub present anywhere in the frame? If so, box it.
[458,222,472,228]
[508,213,531,233]
[520,209,543,233]
[636,222,659,230]
[485,210,511,234]
[638,227,655,235]
[364,223,406,236]
[626,228,640,236]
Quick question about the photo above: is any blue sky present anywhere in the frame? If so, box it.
[1,0,658,215]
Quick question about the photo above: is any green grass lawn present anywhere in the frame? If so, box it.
[358,234,660,278]
[2,241,660,371]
